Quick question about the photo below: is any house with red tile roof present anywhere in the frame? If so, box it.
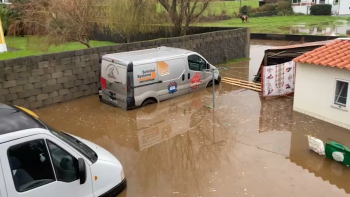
[293,38,350,130]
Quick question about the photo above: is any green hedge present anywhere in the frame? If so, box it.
[310,4,332,15]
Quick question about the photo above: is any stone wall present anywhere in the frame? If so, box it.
[0,27,250,109]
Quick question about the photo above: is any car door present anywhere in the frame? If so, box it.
[157,58,188,101]
[187,54,212,94]
[0,134,93,197]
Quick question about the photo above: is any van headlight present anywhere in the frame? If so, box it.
[121,169,125,180]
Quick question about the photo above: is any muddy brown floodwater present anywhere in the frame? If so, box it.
[34,41,350,197]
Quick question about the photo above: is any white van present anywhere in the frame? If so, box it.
[0,104,126,197]
[100,47,221,110]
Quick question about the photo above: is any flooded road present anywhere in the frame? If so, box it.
[35,90,350,196]
[220,40,289,82]
[34,41,350,196]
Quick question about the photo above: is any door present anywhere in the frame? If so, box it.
[0,134,93,197]
[157,58,188,101]
[187,54,212,93]
[101,60,128,108]
[133,62,159,105]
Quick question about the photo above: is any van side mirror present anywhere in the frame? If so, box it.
[78,158,86,184]
[206,63,210,69]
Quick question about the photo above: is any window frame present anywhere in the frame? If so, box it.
[187,54,208,72]
[7,139,56,192]
[333,79,349,108]
[46,139,79,183]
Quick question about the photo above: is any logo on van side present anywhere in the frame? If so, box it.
[106,64,119,80]
[137,67,156,83]
[191,72,202,91]
[168,82,177,94]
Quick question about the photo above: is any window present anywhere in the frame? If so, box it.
[292,0,301,3]
[47,140,79,182]
[49,128,97,163]
[8,139,55,192]
[334,80,349,107]
[319,0,325,4]
[188,55,208,72]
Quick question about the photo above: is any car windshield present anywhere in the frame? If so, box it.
[49,129,98,163]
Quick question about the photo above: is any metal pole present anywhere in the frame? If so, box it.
[212,70,215,109]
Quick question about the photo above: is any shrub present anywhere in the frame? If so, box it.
[221,10,227,16]
[0,4,12,35]
[251,10,279,17]
[283,9,294,16]
[310,4,332,15]
[257,3,277,12]
[277,11,285,16]
[240,5,251,15]
[277,1,292,10]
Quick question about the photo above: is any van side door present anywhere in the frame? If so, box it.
[157,58,188,101]
[133,63,159,106]
[0,134,93,197]
[187,54,212,93]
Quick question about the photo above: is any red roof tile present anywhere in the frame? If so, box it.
[294,39,350,70]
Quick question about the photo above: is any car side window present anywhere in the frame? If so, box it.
[8,139,55,192]
[47,140,79,182]
[188,55,207,72]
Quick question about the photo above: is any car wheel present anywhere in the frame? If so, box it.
[207,80,213,87]
[141,99,156,107]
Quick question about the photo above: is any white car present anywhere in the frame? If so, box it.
[0,103,126,197]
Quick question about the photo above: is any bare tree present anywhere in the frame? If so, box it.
[158,0,213,35]
[9,0,103,49]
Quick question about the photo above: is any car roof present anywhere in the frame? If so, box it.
[103,47,193,65]
[0,104,47,136]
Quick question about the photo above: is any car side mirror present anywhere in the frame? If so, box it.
[206,63,210,69]
[78,158,86,184]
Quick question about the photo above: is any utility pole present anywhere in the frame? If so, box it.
[204,67,226,109]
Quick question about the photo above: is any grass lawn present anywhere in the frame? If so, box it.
[157,0,259,16]
[0,37,116,61]
[200,15,350,34]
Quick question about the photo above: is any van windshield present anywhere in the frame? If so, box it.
[49,129,98,163]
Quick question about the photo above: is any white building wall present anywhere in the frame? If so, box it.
[294,63,350,130]
[338,0,350,15]
[292,0,350,15]
[292,6,310,14]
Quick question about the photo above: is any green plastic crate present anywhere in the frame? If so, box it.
[325,141,350,167]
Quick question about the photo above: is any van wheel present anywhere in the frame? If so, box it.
[207,81,213,87]
[142,99,156,107]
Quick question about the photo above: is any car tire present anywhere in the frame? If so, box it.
[207,80,213,87]
[141,99,156,107]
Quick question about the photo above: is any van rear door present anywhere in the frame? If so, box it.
[101,59,128,108]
